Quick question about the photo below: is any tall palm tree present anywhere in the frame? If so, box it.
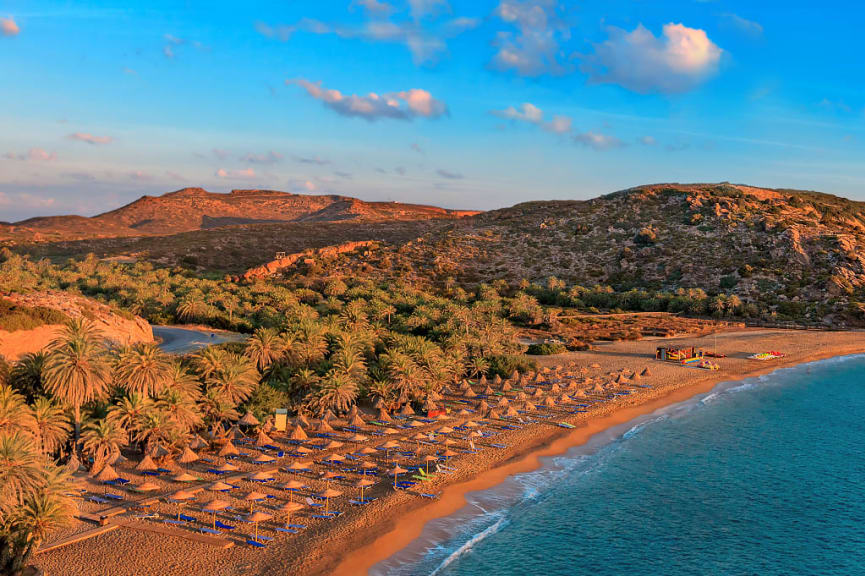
[107,393,152,449]
[294,322,328,365]
[31,398,71,456]
[309,372,358,416]
[175,293,209,322]
[206,354,259,406]
[155,389,202,433]
[0,431,42,505]
[245,328,283,371]
[330,347,367,384]
[8,352,44,402]
[114,343,172,398]
[164,361,202,401]
[192,347,229,381]
[42,319,112,444]
[80,418,127,470]
[0,385,36,438]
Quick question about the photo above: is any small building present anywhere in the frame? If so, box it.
[273,408,288,432]
[656,346,703,362]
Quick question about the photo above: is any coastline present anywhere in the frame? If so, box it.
[329,334,865,576]
[33,329,865,576]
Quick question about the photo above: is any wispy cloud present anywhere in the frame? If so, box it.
[0,192,54,209]
[493,102,571,133]
[436,168,463,179]
[3,148,56,162]
[1,16,19,37]
[491,0,570,77]
[68,132,113,145]
[241,151,283,165]
[410,142,424,154]
[721,13,763,37]
[215,168,256,180]
[256,4,477,66]
[294,155,330,165]
[291,79,447,121]
[581,23,722,94]
[573,131,624,150]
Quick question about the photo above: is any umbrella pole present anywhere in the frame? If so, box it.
[325,497,329,516]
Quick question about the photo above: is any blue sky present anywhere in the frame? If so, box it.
[0,0,863,220]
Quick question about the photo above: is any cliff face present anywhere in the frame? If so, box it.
[241,240,377,280]
[0,292,153,361]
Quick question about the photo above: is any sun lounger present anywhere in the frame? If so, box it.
[215,521,235,530]
[133,512,159,519]
[310,512,342,519]
[200,527,221,535]
[207,469,228,475]
[287,523,306,529]
[274,526,297,533]
[104,493,124,500]
[419,493,439,499]
[178,514,196,522]
[156,468,172,473]
[247,539,267,548]
[163,519,186,526]
[488,443,507,448]
[88,496,110,504]
[349,498,377,505]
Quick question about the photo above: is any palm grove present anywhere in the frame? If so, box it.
[0,250,533,574]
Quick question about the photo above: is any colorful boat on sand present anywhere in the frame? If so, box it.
[748,351,785,361]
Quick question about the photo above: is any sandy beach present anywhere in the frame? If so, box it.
[34,328,865,576]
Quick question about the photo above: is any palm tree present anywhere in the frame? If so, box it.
[80,418,127,470]
[107,393,152,449]
[114,343,172,398]
[199,388,239,433]
[294,322,328,365]
[309,372,358,416]
[330,347,367,384]
[8,352,44,402]
[42,319,112,444]
[381,351,421,402]
[0,435,74,576]
[0,385,36,437]
[192,347,229,381]
[206,354,259,406]
[175,293,209,322]
[31,398,71,456]
[155,389,202,433]
[164,361,202,401]
[245,328,283,371]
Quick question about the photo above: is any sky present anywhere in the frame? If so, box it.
[0,1,863,220]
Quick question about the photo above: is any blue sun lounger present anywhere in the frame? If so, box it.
[200,527,221,535]
[247,539,267,548]
[215,521,235,530]
[275,527,297,534]
[88,495,109,504]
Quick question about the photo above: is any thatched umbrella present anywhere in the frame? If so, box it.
[459,380,471,392]
[406,420,424,429]
[239,411,261,427]
[376,407,392,423]
[132,480,160,493]
[531,387,544,399]
[515,391,527,401]
[226,425,245,440]
[349,413,366,427]
[493,374,502,385]
[318,488,342,515]
[278,501,304,528]
[423,454,438,474]
[359,460,378,474]
[244,491,267,512]
[168,489,195,519]
[355,478,375,502]
[322,409,337,422]
[442,449,457,462]
[382,427,400,435]
[476,400,490,413]
[497,397,510,408]
[323,453,345,465]
[172,471,198,483]
[435,412,450,421]
[456,408,471,416]
[218,441,239,459]
[252,453,276,465]
[295,414,311,427]
[322,439,344,450]
[505,406,519,418]
[389,465,408,488]
[437,426,454,435]
[178,446,199,471]
[463,387,477,398]
[378,440,400,461]
[510,370,520,381]
[348,405,358,417]
[357,446,378,456]
[203,498,230,528]
[399,403,415,416]
[294,445,312,455]
[486,408,502,419]
[550,383,561,394]
[94,463,118,484]
[285,460,313,473]
[136,454,158,473]
[215,462,238,473]
[289,425,308,441]
[501,381,512,392]
[208,481,234,492]
[316,419,335,433]
[347,433,369,443]
[256,430,274,447]
[479,375,488,386]
[483,386,494,396]
[248,471,274,482]
[247,511,272,543]
[543,396,557,408]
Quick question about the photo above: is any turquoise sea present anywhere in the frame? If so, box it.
[375,355,865,576]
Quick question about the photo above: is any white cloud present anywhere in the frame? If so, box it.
[581,23,722,94]
[350,0,395,17]
[639,136,657,146]
[491,0,568,77]
[3,148,56,162]
[215,168,256,180]
[129,170,152,181]
[294,155,330,165]
[68,132,113,145]
[493,102,571,133]
[1,17,19,37]
[721,13,763,37]
[0,192,54,209]
[409,0,450,21]
[291,79,447,121]
[573,131,624,150]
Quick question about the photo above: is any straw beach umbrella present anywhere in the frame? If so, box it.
[169,489,195,519]
[377,407,393,422]
[173,471,198,483]
[252,453,276,464]
[135,454,158,473]
[349,413,366,427]
[279,480,305,500]
[248,470,274,482]
[289,425,308,441]
[239,411,260,427]
[244,491,267,512]
[203,498,230,528]
[424,455,438,475]
[279,501,304,528]
[318,488,342,515]
[218,441,239,459]
[132,480,160,493]
[355,477,375,502]
[389,465,408,488]
[247,511,272,542]
[208,481,234,492]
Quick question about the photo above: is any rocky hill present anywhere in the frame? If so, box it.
[0,291,153,361]
[283,183,865,324]
[0,187,479,242]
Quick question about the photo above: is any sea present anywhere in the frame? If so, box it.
[374,354,865,576]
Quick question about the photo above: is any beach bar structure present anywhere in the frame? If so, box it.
[656,346,704,363]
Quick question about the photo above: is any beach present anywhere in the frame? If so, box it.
[34,328,865,576]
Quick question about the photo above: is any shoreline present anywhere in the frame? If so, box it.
[330,341,865,576]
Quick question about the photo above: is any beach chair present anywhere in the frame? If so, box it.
[418,493,439,499]
[215,521,235,530]
[178,514,196,522]
[247,539,267,548]
[274,527,298,534]
[163,519,186,526]
[200,527,221,535]
[88,495,110,504]
[104,492,124,500]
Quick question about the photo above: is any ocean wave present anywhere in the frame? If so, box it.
[429,515,508,575]
[623,414,669,439]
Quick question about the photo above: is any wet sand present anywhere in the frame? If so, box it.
[34,329,865,576]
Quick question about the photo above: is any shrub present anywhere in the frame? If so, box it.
[0,298,69,332]
[485,354,537,378]
[526,342,567,355]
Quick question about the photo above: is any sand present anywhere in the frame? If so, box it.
[34,328,865,576]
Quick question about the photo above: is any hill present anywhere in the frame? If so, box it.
[0,187,479,242]
[273,183,865,325]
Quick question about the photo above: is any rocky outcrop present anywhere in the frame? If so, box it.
[0,292,153,361]
[241,240,377,281]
